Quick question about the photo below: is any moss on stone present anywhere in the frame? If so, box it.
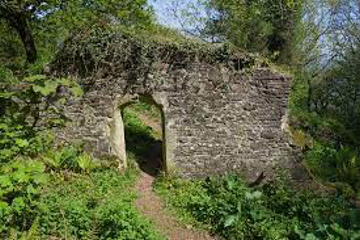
[51,25,268,82]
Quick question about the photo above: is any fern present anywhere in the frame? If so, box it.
[77,153,98,173]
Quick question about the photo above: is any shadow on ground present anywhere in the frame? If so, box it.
[125,122,163,176]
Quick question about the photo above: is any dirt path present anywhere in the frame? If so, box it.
[135,172,219,240]
[137,112,162,135]
[134,110,219,239]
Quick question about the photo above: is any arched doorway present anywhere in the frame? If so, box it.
[119,94,166,176]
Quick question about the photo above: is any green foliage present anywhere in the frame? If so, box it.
[130,99,162,121]
[0,22,23,64]
[290,89,360,194]
[155,175,360,240]
[201,0,305,63]
[41,145,100,173]
[0,66,18,83]
[0,71,83,164]
[52,25,264,84]
[289,0,360,197]
[77,153,99,173]
[0,160,48,234]
[0,122,52,163]
[306,143,360,193]
[292,129,313,150]
[121,99,164,175]
[124,108,161,157]
[0,0,155,64]
[94,195,163,240]
[0,2,162,238]
[38,168,164,240]
[0,136,162,239]
[0,66,89,237]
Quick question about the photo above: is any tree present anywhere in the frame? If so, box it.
[159,0,305,63]
[0,0,154,64]
[198,0,305,63]
[290,0,360,145]
[0,1,44,63]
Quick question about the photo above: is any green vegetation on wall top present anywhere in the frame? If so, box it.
[51,25,268,81]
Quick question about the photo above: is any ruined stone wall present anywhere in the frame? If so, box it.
[48,27,306,180]
[55,60,298,180]
[166,67,294,179]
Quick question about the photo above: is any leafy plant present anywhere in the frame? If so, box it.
[0,70,87,237]
[77,153,99,173]
[41,152,63,171]
[0,160,48,235]
[41,145,100,174]
[0,73,83,164]
[94,195,163,240]
[38,168,164,240]
[306,142,360,193]
[155,175,359,240]
[333,147,359,188]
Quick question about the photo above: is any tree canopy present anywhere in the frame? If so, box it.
[0,0,154,64]
[202,0,305,63]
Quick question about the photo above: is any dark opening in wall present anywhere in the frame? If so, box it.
[121,95,165,176]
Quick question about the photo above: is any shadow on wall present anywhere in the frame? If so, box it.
[122,102,164,177]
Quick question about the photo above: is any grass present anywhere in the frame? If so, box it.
[0,95,168,239]
[33,103,165,239]
[0,154,166,239]
[37,167,165,240]
[128,100,162,123]
[123,107,161,159]
[0,142,165,239]
[122,100,164,176]
[154,175,360,240]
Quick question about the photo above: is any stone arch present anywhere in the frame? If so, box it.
[110,93,170,174]
[51,29,303,180]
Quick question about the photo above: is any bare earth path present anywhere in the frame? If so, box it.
[135,172,219,240]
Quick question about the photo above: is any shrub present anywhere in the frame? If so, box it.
[306,142,360,192]
[38,168,163,240]
[0,74,83,164]
[77,153,99,173]
[155,175,359,240]
[39,189,93,239]
[0,160,48,236]
[41,145,100,173]
[94,195,163,240]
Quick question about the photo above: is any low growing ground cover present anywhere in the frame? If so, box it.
[38,167,164,240]
[155,175,360,240]
[0,72,165,239]
[1,66,359,239]
[0,146,165,240]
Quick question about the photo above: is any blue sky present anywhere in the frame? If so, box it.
[148,0,185,29]
[148,0,209,38]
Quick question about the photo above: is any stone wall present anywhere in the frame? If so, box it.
[54,62,300,180]
[51,29,302,181]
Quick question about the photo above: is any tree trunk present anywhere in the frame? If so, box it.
[14,16,37,63]
[307,78,313,110]
[352,84,359,130]
[7,12,37,64]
